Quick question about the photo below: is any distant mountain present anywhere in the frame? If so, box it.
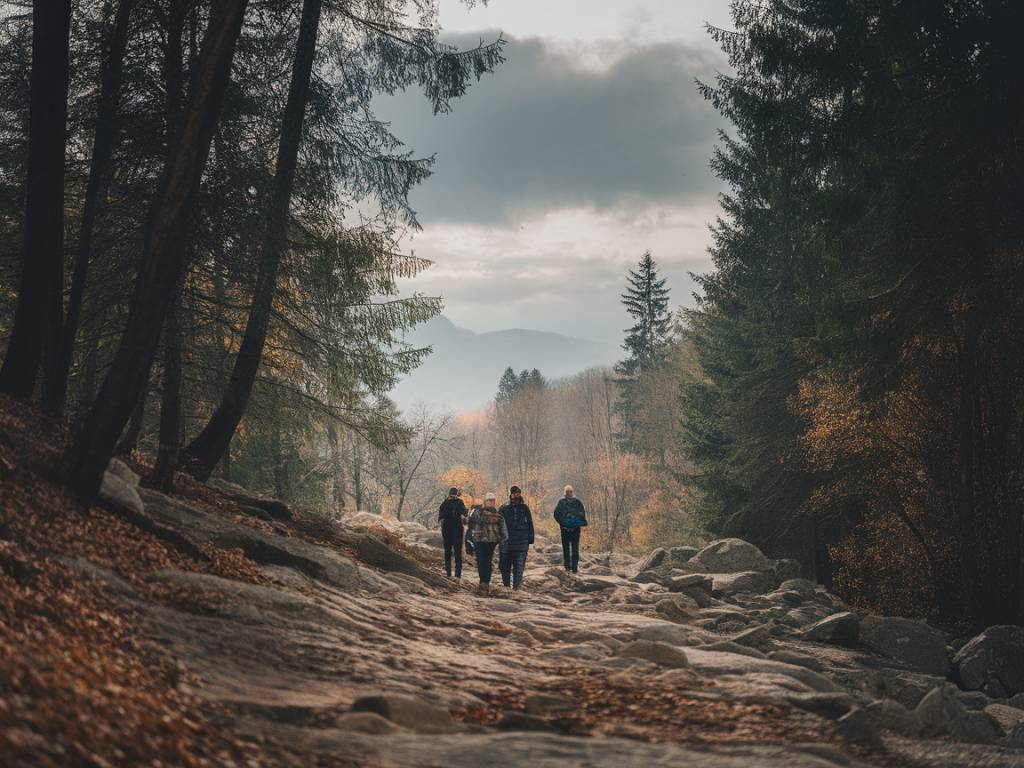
[391,315,619,413]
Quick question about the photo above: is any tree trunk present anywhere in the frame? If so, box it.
[183,0,323,480]
[152,299,183,491]
[149,0,188,493]
[0,0,72,405]
[116,379,148,454]
[68,0,250,500]
[52,0,135,415]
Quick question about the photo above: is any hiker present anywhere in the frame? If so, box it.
[498,485,534,591]
[553,484,588,574]
[465,492,508,595]
[437,487,467,579]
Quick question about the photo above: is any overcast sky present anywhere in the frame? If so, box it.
[377,0,732,344]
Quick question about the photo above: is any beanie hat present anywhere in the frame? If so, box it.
[510,485,522,495]
[449,487,459,496]
[485,492,496,501]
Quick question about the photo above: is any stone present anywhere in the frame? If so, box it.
[768,650,824,673]
[350,694,456,734]
[710,570,776,596]
[689,538,773,573]
[835,707,884,749]
[914,684,1000,744]
[802,612,862,645]
[703,641,767,659]
[633,623,701,647]
[208,477,292,521]
[860,615,950,676]
[984,703,1024,738]
[98,470,145,517]
[677,586,715,608]
[655,597,698,624]
[106,457,140,488]
[953,625,1024,695]
[787,692,856,720]
[863,699,922,737]
[669,546,699,563]
[772,559,802,582]
[616,640,691,668]
[1009,693,1024,710]
[778,578,818,597]
[334,711,402,734]
[870,670,948,710]
[730,625,775,653]
[496,712,556,732]
[635,548,667,573]
[667,573,713,592]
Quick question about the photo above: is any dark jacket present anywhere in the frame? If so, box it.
[438,497,467,531]
[466,507,509,546]
[554,497,588,529]
[498,500,534,552]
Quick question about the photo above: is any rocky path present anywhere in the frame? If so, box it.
[72,470,1024,767]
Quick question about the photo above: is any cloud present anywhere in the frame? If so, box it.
[375,34,726,225]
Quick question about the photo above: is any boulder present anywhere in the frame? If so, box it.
[860,615,950,676]
[616,640,691,669]
[863,699,922,737]
[802,612,862,646]
[984,703,1024,740]
[667,573,712,593]
[772,559,802,582]
[768,650,824,673]
[669,546,699,563]
[655,597,699,625]
[207,477,292,521]
[730,625,775,653]
[870,669,947,710]
[350,694,456,734]
[778,578,819,597]
[334,712,402,734]
[106,457,140,488]
[914,684,1000,744]
[98,470,145,517]
[953,624,1024,695]
[689,538,773,573]
[835,707,885,749]
[710,570,776,596]
[635,548,667,573]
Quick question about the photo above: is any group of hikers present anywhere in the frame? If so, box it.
[437,484,588,595]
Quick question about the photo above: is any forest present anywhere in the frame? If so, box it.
[1,1,1024,764]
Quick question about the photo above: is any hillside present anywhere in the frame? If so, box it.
[391,315,619,412]
[3,396,1024,766]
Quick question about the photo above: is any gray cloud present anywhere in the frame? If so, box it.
[375,34,726,225]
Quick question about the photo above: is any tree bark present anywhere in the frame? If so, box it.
[68,0,250,500]
[152,299,183,491]
[51,0,135,415]
[183,0,323,481]
[0,0,72,405]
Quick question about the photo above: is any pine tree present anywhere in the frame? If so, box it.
[617,251,672,377]
[615,251,672,453]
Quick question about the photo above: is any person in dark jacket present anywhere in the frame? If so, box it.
[466,492,509,595]
[437,487,467,578]
[498,485,534,590]
[553,484,588,574]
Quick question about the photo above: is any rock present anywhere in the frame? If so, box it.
[710,571,776,596]
[863,699,922,737]
[655,597,698,624]
[778,578,818,597]
[730,625,775,653]
[669,546,699,563]
[787,692,856,720]
[616,640,691,668]
[703,641,767,659]
[685,647,841,694]
[633,623,701,647]
[860,615,950,676]
[350,694,456,734]
[98,470,145,517]
[768,590,804,607]
[768,650,824,672]
[690,538,773,573]
[953,624,1024,695]
[869,670,948,710]
[1009,692,1024,710]
[334,712,402,734]
[635,548,667,573]
[915,684,1000,744]
[772,559,802,581]
[667,573,712,592]
[573,575,623,593]
[207,477,292,521]
[835,707,884,749]
[677,586,715,608]
[802,612,862,645]
[106,457,140,487]
[984,703,1024,738]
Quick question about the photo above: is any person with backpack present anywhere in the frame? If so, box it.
[465,492,508,595]
[553,484,588,574]
[498,485,534,591]
[437,487,468,579]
